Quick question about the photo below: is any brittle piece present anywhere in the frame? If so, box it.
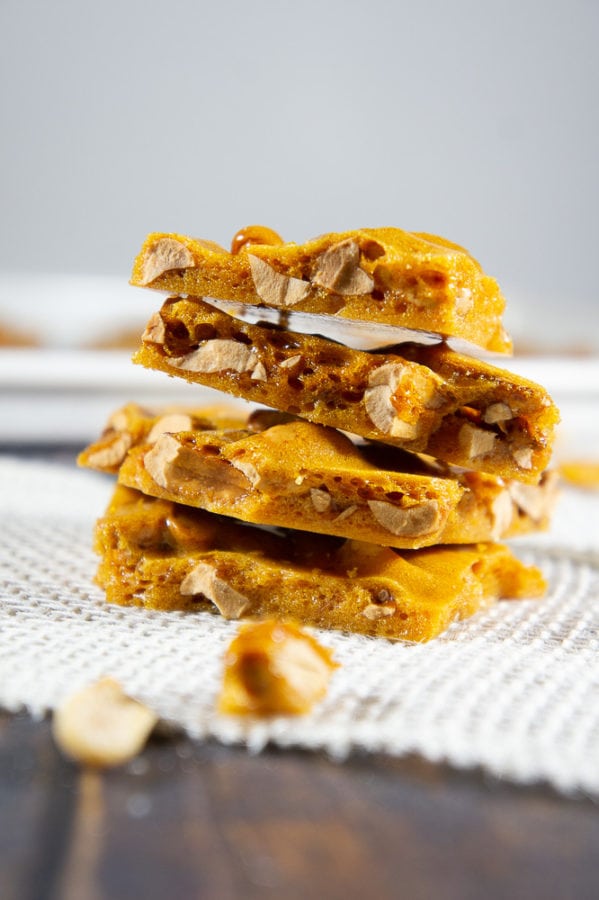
[52,677,158,768]
[219,620,338,716]
[559,461,599,490]
[95,485,546,642]
[77,401,245,474]
[130,227,511,353]
[80,406,558,549]
[134,297,559,482]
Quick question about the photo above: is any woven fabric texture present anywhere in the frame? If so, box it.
[1,457,598,795]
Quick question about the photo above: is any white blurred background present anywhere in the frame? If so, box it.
[0,0,597,351]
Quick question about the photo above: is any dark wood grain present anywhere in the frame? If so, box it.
[1,711,598,900]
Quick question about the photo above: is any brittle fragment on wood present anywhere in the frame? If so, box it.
[52,677,158,768]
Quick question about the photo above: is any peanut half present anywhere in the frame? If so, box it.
[52,678,158,768]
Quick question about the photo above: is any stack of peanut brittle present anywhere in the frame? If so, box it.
[79,226,559,642]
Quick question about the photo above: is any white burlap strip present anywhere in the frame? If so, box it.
[1,457,598,795]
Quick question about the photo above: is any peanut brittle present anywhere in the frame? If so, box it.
[134,297,558,482]
[130,226,512,353]
[219,620,338,716]
[53,678,157,768]
[95,485,546,642]
[77,401,245,474]
[80,405,558,549]
[559,461,599,490]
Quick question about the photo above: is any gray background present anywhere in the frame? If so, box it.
[1,0,597,350]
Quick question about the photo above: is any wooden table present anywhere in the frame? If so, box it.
[2,710,598,900]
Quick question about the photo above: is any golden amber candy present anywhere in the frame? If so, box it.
[79,404,558,550]
[77,401,246,474]
[52,678,157,768]
[134,297,559,482]
[0,320,39,347]
[218,620,338,716]
[230,224,284,255]
[130,226,512,353]
[559,461,599,490]
[94,485,546,642]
